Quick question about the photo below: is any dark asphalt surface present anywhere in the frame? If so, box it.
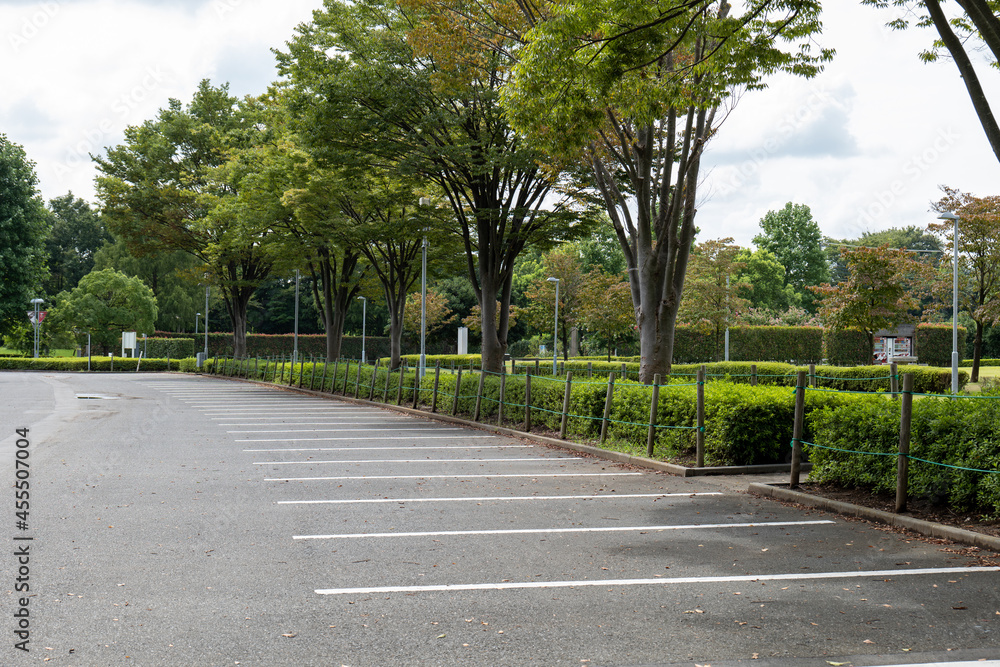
[1,371,998,666]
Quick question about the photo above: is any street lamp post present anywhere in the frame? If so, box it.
[357,296,367,364]
[293,269,300,365]
[418,197,431,379]
[195,312,201,336]
[203,285,209,361]
[939,211,961,394]
[30,298,43,358]
[547,277,559,375]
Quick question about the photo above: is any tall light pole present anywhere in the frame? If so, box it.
[203,285,210,364]
[547,277,559,375]
[939,211,961,394]
[357,296,367,364]
[293,269,300,365]
[418,197,431,379]
[30,298,43,358]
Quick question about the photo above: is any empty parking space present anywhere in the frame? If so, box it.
[13,372,997,666]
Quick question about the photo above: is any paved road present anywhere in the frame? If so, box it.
[2,371,999,666]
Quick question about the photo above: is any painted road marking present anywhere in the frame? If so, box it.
[222,421,414,426]
[240,436,498,442]
[293,520,834,540]
[278,492,723,505]
[266,472,644,481]
[231,426,462,433]
[253,457,580,465]
[314,566,1000,595]
[244,445,532,452]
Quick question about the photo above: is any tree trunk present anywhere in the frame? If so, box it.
[973,320,984,382]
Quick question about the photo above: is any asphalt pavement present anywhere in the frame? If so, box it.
[2,371,999,666]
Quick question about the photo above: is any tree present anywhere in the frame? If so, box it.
[580,273,635,361]
[929,187,1000,382]
[93,238,206,333]
[677,238,750,361]
[864,1,1000,167]
[811,245,935,361]
[753,202,830,311]
[95,82,282,357]
[276,0,589,373]
[50,269,157,355]
[0,134,48,334]
[521,248,588,361]
[501,1,831,382]
[825,226,942,284]
[734,247,801,312]
[402,288,457,341]
[43,193,111,295]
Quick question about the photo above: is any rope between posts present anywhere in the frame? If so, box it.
[797,440,1000,475]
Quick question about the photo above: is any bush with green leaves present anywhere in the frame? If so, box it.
[808,393,1000,517]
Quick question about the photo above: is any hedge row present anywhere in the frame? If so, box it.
[202,357,865,467]
[808,393,1000,517]
[513,359,966,394]
[0,357,197,372]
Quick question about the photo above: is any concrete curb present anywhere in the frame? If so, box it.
[748,482,1000,552]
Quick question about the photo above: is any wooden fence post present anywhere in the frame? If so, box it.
[696,366,706,467]
[559,372,574,439]
[342,359,352,394]
[790,370,807,488]
[383,364,392,402]
[396,368,405,406]
[808,363,816,389]
[587,362,593,378]
[600,372,616,445]
[354,360,363,398]
[751,363,758,387]
[452,367,463,415]
[411,371,420,409]
[431,361,441,413]
[621,363,627,379]
[497,371,506,426]
[368,360,379,400]
[890,361,899,399]
[646,373,661,457]
[895,373,914,513]
[309,359,317,391]
[473,371,486,421]
[330,358,339,393]
[534,359,540,374]
[524,373,532,432]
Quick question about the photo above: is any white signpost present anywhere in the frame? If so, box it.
[122,331,137,358]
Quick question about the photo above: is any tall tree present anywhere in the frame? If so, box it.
[825,226,941,283]
[44,193,111,295]
[276,0,588,373]
[580,272,637,361]
[49,269,158,355]
[677,238,750,361]
[95,82,281,357]
[864,0,1000,166]
[522,247,587,361]
[811,245,935,360]
[734,247,801,313]
[0,134,49,334]
[929,187,1000,382]
[753,202,830,312]
[501,1,831,382]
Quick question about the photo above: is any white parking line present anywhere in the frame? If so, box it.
[265,472,643,481]
[244,446,532,452]
[201,408,374,413]
[294,520,834,540]
[231,427,462,433]
[253,457,580,465]
[222,421,414,426]
[241,436,498,442]
[278,492,722,504]
[314,566,1000,595]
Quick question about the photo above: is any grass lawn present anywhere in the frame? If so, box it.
[962,365,1000,392]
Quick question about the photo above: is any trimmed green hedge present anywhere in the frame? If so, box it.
[917,324,966,367]
[0,357,188,371]
[825,328,869,366]
[808,393,1000,517]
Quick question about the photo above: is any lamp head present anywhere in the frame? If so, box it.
[546,277,559,283]
[938,211,959,222]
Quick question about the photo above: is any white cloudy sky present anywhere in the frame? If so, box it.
[2,0,998,247]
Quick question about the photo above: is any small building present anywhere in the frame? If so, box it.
[872,324,917,364]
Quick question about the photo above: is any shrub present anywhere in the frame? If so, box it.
[917,324,967,367]
[825,328,870,366]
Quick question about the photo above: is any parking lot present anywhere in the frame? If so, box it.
[3,371,1000,666]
